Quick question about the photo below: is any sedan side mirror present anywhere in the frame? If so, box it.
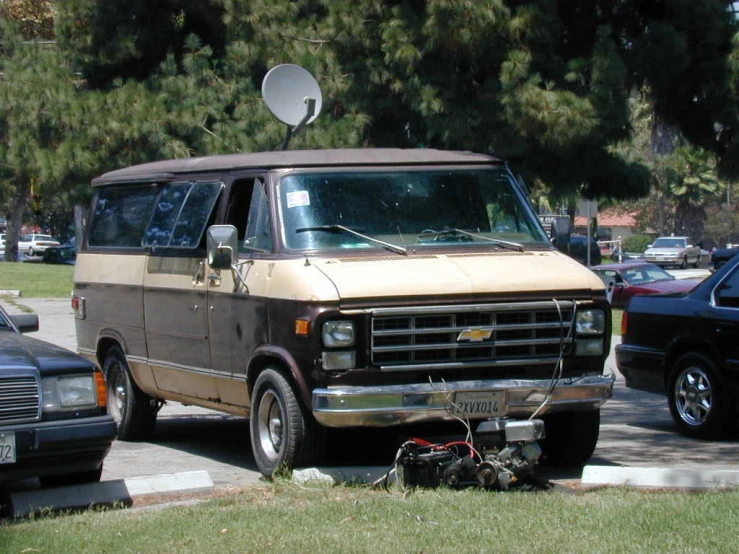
[11,313,39,333]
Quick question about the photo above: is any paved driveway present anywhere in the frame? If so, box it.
[3,296,738,491]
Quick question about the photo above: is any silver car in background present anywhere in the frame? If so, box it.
[643,236,701,269]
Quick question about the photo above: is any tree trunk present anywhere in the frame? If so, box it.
[4,183,29,263]
[674,201,706,243]
[74,203,86,247]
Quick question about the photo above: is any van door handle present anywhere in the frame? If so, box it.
[192,260,205,285]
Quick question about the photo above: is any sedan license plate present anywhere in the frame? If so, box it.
[450,391,507,418]
[0,432,16,464]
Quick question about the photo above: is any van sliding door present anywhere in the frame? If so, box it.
[142,180,223,401]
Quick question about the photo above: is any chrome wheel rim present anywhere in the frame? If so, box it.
[257,390,284,462]
[674,367,713,427]
[106,362,127,423]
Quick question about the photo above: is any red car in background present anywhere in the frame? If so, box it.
[590,261,701,308]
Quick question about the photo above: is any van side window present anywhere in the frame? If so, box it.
[142,181,223,248]
[89,185,159,247]
[244,179,272,253]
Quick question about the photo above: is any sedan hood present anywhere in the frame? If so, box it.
[312,250,605,301]
[645,248,683,255]
[0,331,92,375]
[637,279,700,295]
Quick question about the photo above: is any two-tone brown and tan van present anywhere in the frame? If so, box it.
[73,148,614,477]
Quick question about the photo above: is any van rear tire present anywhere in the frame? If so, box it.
[102,346,157,441]
[250,367,325,478]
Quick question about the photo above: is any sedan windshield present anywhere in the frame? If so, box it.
[622,264,674,285]
[279,168,548,251]
[652,238,687,248]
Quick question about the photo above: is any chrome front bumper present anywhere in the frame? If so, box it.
[312,373,615,427]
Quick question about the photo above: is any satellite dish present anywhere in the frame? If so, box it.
[262,64,323,127]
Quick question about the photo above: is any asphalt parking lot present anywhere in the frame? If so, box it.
[3,282,738,503]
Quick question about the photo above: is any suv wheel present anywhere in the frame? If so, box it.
[668,353,728,439]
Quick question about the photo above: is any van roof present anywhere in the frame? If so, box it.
[91,148,501,186]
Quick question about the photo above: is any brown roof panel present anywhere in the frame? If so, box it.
[91,148,501,186]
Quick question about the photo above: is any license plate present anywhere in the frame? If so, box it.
[449,391,507,418]
[0,432,16,464]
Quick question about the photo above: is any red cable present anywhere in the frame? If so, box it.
[444,441,482,461]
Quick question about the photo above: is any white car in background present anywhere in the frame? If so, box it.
[17,233,60,257]
[642,236,701,269]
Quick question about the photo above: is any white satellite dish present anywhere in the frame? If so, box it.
[262,64,323,128]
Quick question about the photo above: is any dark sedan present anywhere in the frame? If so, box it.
[616,255,739,438]
[0,304,116,487]
[590,261,700,308]
[709,246,739,271]
[42,244,77,265]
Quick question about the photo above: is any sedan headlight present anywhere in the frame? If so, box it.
[575,309,605,335]
[42,375,98,411]
[322,320,355,347]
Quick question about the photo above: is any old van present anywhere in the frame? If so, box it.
[72,148,613,477]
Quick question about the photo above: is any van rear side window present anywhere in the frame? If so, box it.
[142,181,223,248]
[89,185,159,248]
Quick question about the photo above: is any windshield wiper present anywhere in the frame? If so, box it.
[296,225,408,256]
[416,228,524,252]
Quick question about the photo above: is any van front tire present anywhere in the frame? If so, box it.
[250,367,325,478]
[539,409,600,467]
[103,346,157,441]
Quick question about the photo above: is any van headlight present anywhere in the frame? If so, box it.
[575,309,605,335]
[322,321,355,347]
[42,375,98,411]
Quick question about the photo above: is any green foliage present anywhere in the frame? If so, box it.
[622,234,654,253]
[55,0,226,89]
[8,0,737,208]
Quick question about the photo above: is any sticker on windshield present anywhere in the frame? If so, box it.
[287,190,310,208]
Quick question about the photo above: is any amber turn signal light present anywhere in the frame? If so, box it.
[295,319,310,336]
[95,370,107,408]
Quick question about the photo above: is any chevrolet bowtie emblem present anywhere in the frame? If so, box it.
[457,328,493,342]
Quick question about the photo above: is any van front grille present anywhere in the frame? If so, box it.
[371,301,573,369]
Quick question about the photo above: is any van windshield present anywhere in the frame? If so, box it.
[279,168,548,251]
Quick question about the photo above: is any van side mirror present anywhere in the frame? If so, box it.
[207,225,239,270]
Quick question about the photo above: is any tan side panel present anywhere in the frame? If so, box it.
[210,258,340,301]
[73,253,148,358]
[75,252,146,286]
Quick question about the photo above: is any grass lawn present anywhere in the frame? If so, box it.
[0,261,74,298]
[3,482,738,553]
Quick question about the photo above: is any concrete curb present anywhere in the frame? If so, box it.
[0,290,22,297]
[293,466,393,486]
[582,465,739,490]
[5,470,214,518]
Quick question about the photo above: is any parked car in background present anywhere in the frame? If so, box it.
[557,233,602,266]
[0,303,116,487]
[643,236,701,269]
[17,234,60,257]
[42,244,77,265]
[616,256,739,438]
[709,246,739,271]
[590,262,701,308]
